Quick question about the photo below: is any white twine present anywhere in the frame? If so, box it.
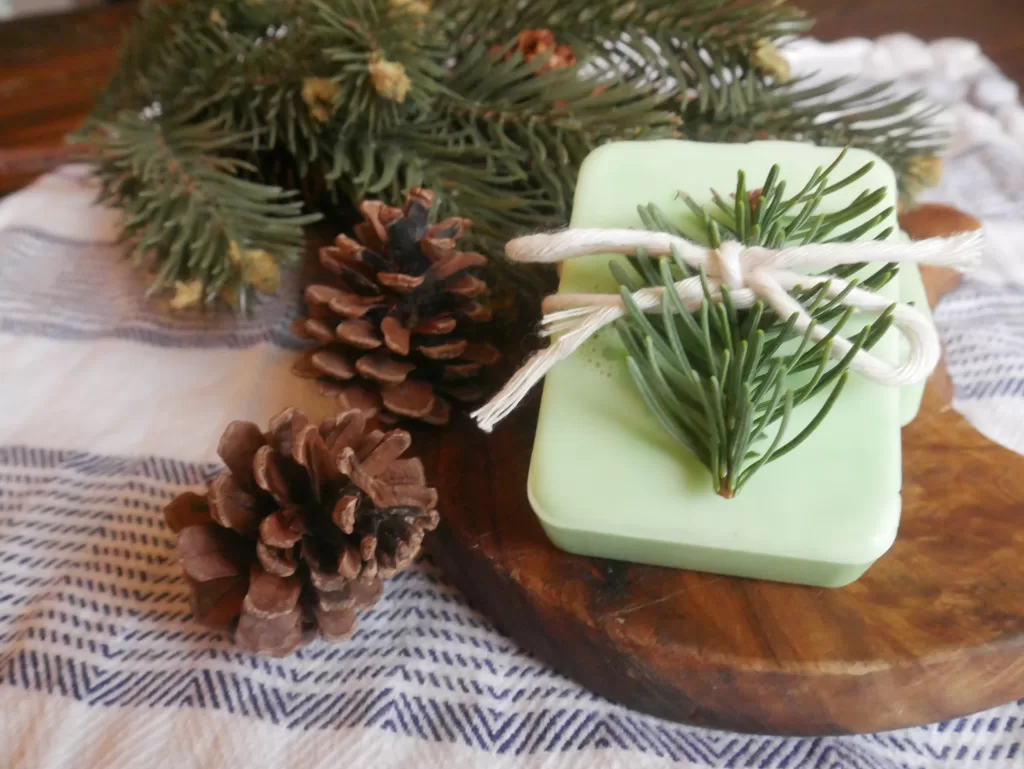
[472,228,983,432]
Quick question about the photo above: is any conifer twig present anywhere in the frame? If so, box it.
[616,153,898,497]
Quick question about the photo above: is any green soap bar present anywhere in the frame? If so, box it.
[527,140,914,588]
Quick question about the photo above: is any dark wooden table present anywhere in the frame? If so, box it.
[1,0,1023,196]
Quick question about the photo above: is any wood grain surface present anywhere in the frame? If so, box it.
[423,263,1024,735]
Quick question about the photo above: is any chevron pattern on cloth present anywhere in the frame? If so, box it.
[0,224,304,350]
[1,444,1022,768]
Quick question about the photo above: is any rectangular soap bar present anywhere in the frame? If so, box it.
[527,140,909,588]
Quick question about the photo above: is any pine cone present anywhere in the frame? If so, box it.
[164,407,439,656]
[293,189,500,425]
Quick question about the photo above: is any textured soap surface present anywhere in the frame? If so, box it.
[528,140,909,586]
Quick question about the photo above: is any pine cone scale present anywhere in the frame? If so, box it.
[259,509,303,548]
[359,430,413,476]
[267,407,308,455]
[354,429,386,460]
[414,315,456,335]
[420,238,456,263]
[236,605,305,656]
[310,350,356,381]
[377,272,425,292]
[380,316,411,355]
[315,605,357,642]
[322,410,367,453]
[321,237,365,268]
[426,218,469,240]
[209,472,262,535]
[356,352,416,383]
[191,575,247,629]
[422,399,451,425]
[217,421,267,487]
[353,204,392,252]
[418,340,467,360]
[434,250,487,278]
[306,557,351,592]
[337,319,383,349]
[351,577,384,607]
[337,386,382,419]
[331,494,359,532]
[381,380,435,418]
[165,491,211,533]
[374,484,438,510]
[317,585,356,613]
[253,444,291,505]
[463,342,501,364]
[443,362,482,380]
[403,188,435,214]
[337,545,362,580]
[179,524,247,582]
[445,274,487,297]
[295,423,339,492]
[256,540,298,577]
[244,566,302,620]
[377,458,427,487]
[339,265,385,295]
[462,301,492,322]
[305,284,382,319]
[297,318,337,343]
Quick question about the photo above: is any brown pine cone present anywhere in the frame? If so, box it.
[293,189,500,425]
[164,407,439,656]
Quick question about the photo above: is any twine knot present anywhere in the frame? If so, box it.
[473,228,982,432]
[713,239,746,291]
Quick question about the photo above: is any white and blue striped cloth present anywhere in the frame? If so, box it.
[3,37,1024,769]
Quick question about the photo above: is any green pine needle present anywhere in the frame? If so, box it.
[81,112,319,305]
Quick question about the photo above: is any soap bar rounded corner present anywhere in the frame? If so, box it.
[852,492,902,564]
[525,469,563,535]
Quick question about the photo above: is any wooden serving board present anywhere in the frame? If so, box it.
[420,259,1024,736]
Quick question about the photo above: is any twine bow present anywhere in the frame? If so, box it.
[472,228,983,432]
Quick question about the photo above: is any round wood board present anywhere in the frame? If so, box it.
[418,259,1024,736]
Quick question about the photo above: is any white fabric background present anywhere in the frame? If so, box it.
[1,35,1024,769]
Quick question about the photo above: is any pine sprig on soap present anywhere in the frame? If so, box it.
[614,150,899,498]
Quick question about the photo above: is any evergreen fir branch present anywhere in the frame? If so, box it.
[94,2,327,167]
[679,77,947,197]
[439,0,809,52]
[442,0,807,138]
[76,0,946,310]
[314,0,448,128]
[81,112,319,309]
[614,154,898,497]
[397,43,678,262]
